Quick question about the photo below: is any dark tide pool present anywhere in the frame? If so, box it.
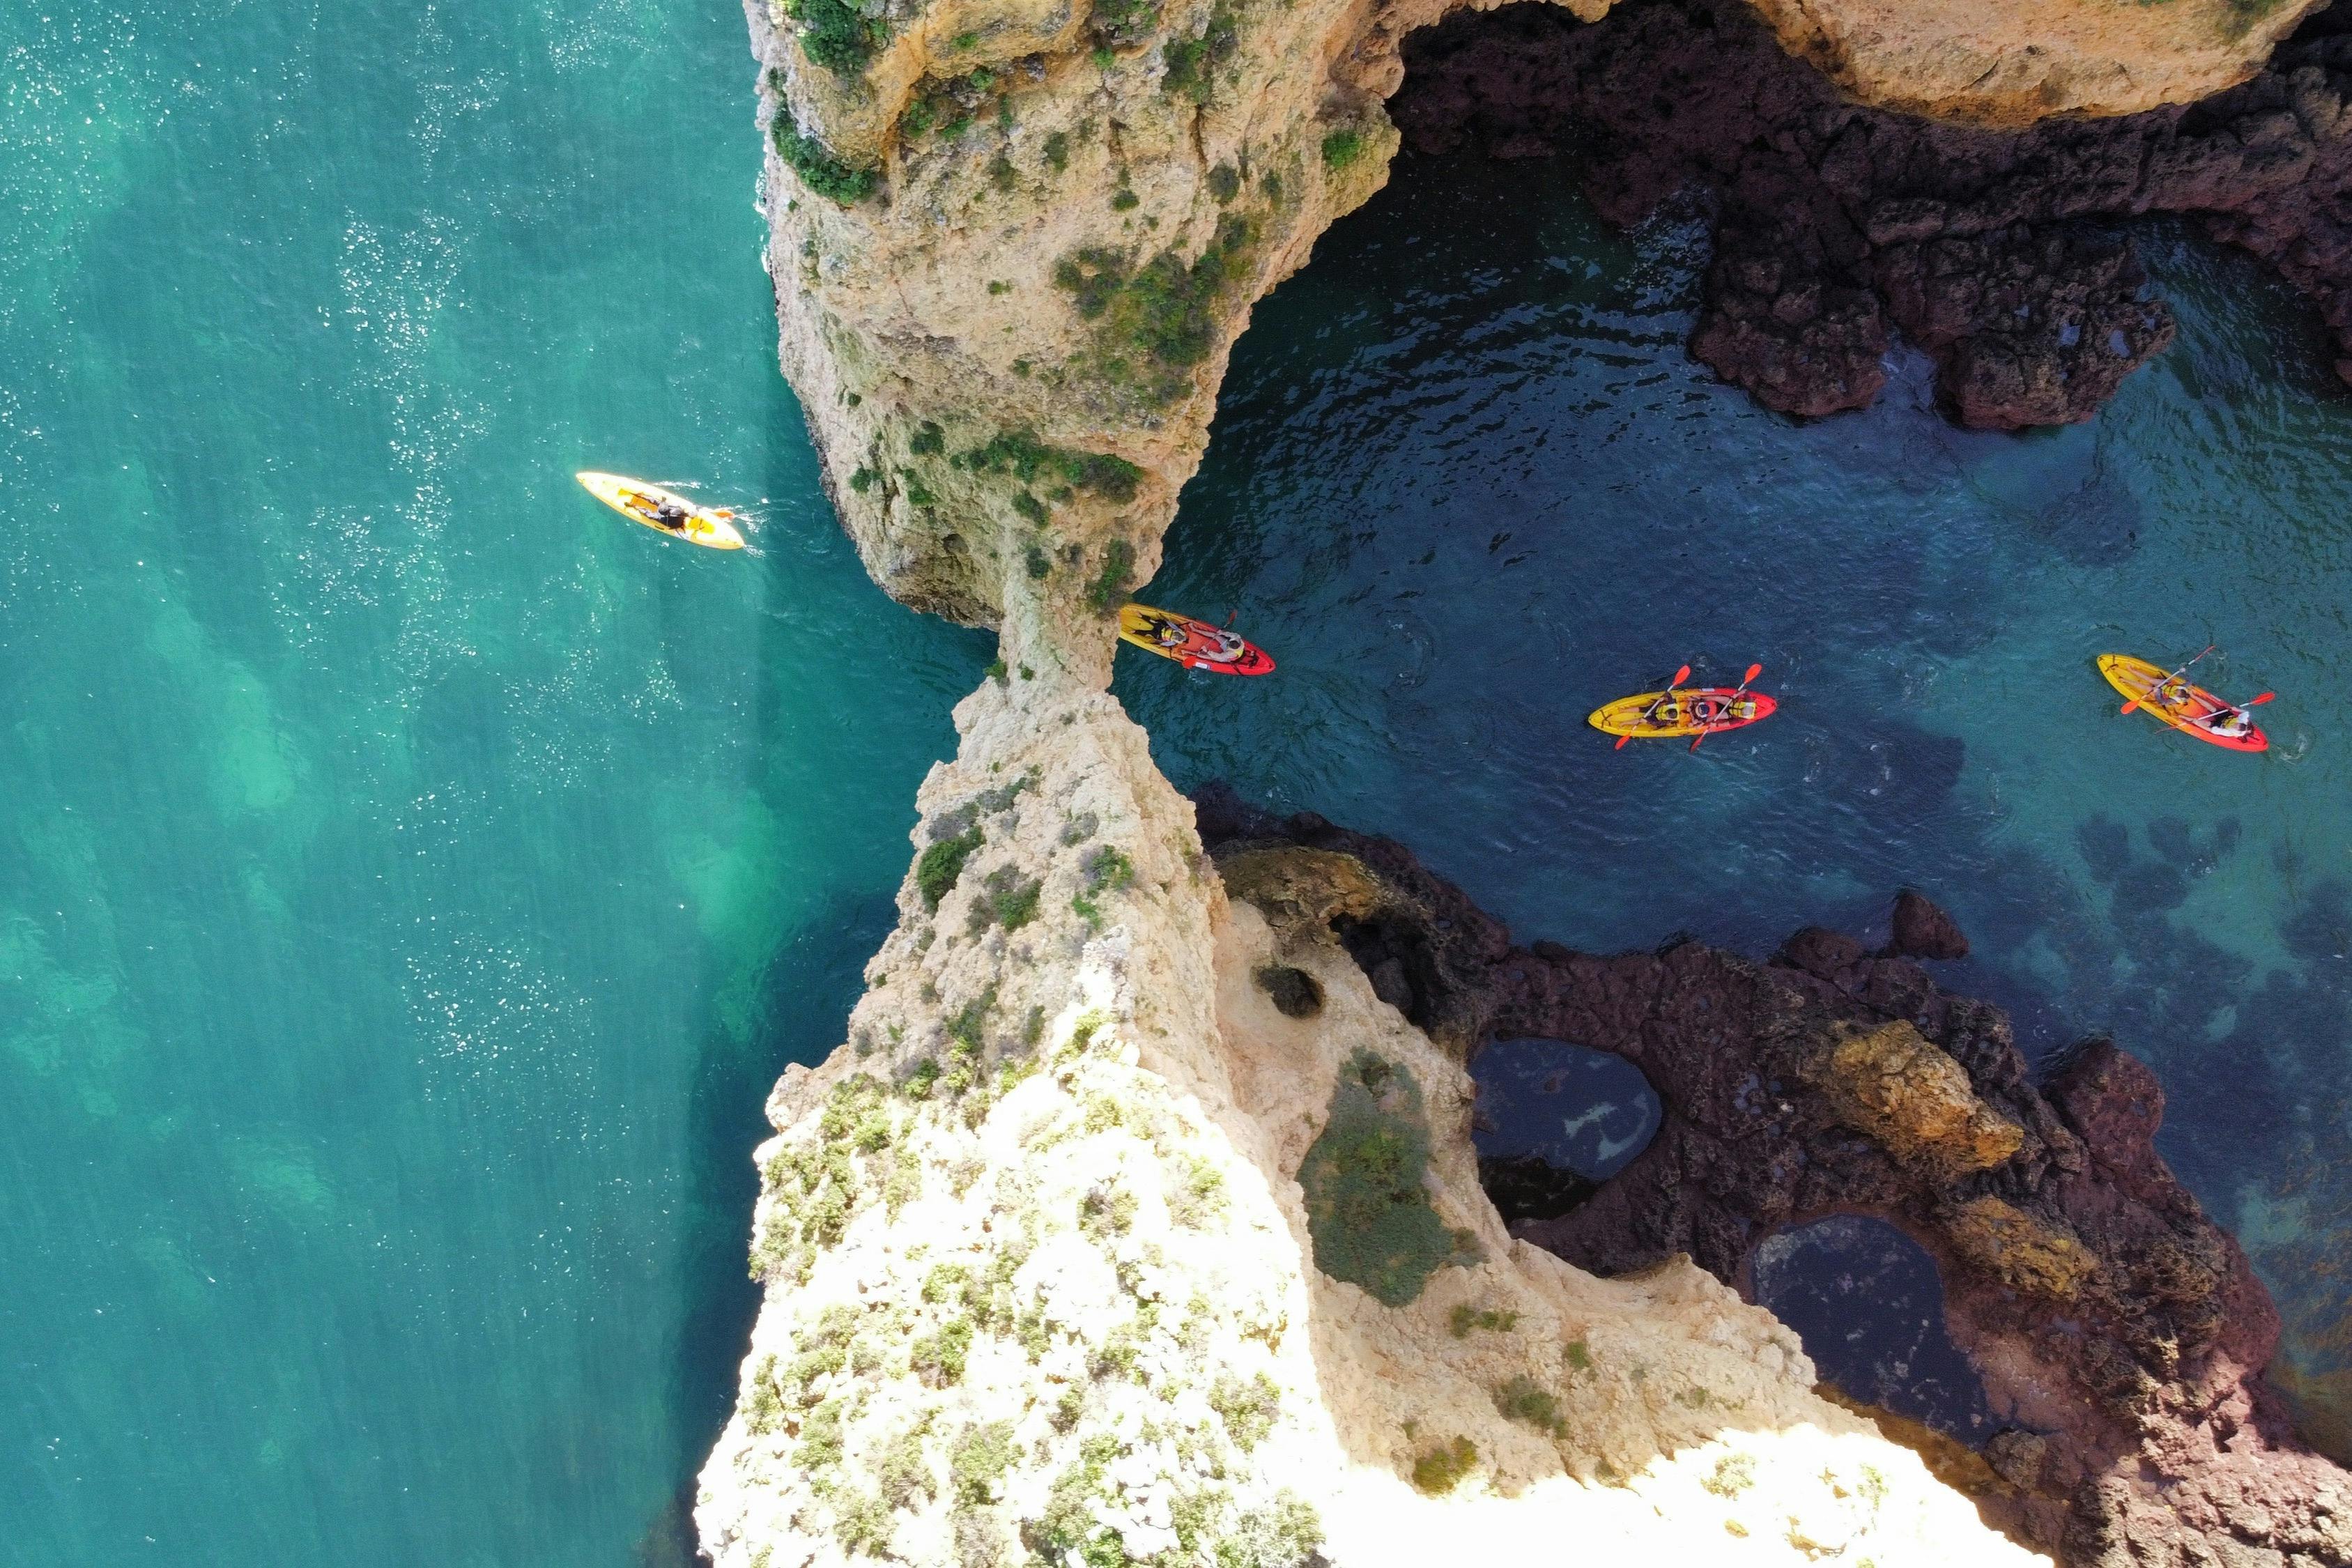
[1123,151,2352,1453]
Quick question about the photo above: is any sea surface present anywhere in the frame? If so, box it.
[1130,151,2352,1452]
[9,6,2352,1566]
[1,3,983,1563]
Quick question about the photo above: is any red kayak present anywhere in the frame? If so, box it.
[1118,603,1275,676]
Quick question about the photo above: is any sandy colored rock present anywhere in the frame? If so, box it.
[695,677,2046,1568]
[1811,1020,2025,1178]
[1746,0,2326,125]
[1942,1198,2100,1302]
[1213,845,1385,941]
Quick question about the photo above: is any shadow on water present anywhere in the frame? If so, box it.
[639,886,900,1567]
[1751,1217,1994,1441]
[638,359,916,1564]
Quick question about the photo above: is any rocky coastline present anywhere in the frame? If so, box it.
[1192,785,2352,1567]
[705,0,2352,1558]
[1394,0,2352,428]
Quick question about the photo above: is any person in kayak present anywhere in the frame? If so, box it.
[652,499,691,532]
[2203,704,2253,737]
[1202,627,1247,663]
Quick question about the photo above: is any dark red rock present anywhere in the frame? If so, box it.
[1777,925,1866,979]
[1387,0,2352,428]
[1889,889,1971,961]
[1193,785,2352,1566]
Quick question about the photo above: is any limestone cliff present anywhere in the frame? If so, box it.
[694,679,2043,1568]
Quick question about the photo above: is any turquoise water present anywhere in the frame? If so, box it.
[14,10,2352,1564]
[1128,153,2352,1440]
[1,2,983,1562]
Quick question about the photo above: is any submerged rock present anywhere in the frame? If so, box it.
[1393,0,2352,428]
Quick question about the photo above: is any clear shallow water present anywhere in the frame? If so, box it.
[1125,153,2352,1445]
[1,2,983,1562]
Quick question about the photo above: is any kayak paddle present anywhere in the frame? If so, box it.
[2121,645,2215,715]
[1691,663,1764,753]
[1617,664,1691,750]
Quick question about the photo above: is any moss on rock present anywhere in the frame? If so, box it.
[1296,1050,1455,1306]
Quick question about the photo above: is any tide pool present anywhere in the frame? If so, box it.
[1127,151,2352,1447]
[1,1,981,1562]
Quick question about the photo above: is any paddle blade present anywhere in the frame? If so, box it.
[1742,663,1762,684]
[1670,664,1691,688]
[1614,734,1630,751]
[1689,730,1705,753]
[2245,691,2276,707]
[2120,699,2141,715]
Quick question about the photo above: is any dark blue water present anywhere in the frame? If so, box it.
[1753,1216,1995,1439]
[1123,150,2352,1447]
[1469,1038,1660,1179]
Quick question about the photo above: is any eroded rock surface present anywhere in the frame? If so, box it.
[1394,0,2352,427]
[1190,787,2352,1567]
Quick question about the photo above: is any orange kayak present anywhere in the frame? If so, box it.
[2097,654,2267,753]
[1118,604,1275,676]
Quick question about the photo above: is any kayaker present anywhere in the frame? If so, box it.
[1150,617,1187,650]
[2206,705,2251,737]
[654,500,691,532]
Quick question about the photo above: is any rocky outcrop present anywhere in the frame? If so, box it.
[746,0,2352,651]
[1744,0,2326,127]
[1190,792,2352,1568]
[1394,0,2352,428]
[692,689,2043,1568]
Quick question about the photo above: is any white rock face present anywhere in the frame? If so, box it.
[694,677,2047,1568]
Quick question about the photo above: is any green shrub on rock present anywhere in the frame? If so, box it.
[1321,128,1364,170]
[916,824,984,907]
[1296,1050,1455,1305]
[1411,1436,1477,1495]
[771,114,878,203]
[789,0,888,74]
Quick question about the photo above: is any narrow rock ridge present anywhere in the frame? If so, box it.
[1187,787,2352,1567]
[695,679,2044,1567]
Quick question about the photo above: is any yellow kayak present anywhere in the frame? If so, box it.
[576,472,745,550]
[1588,686,1776,739]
